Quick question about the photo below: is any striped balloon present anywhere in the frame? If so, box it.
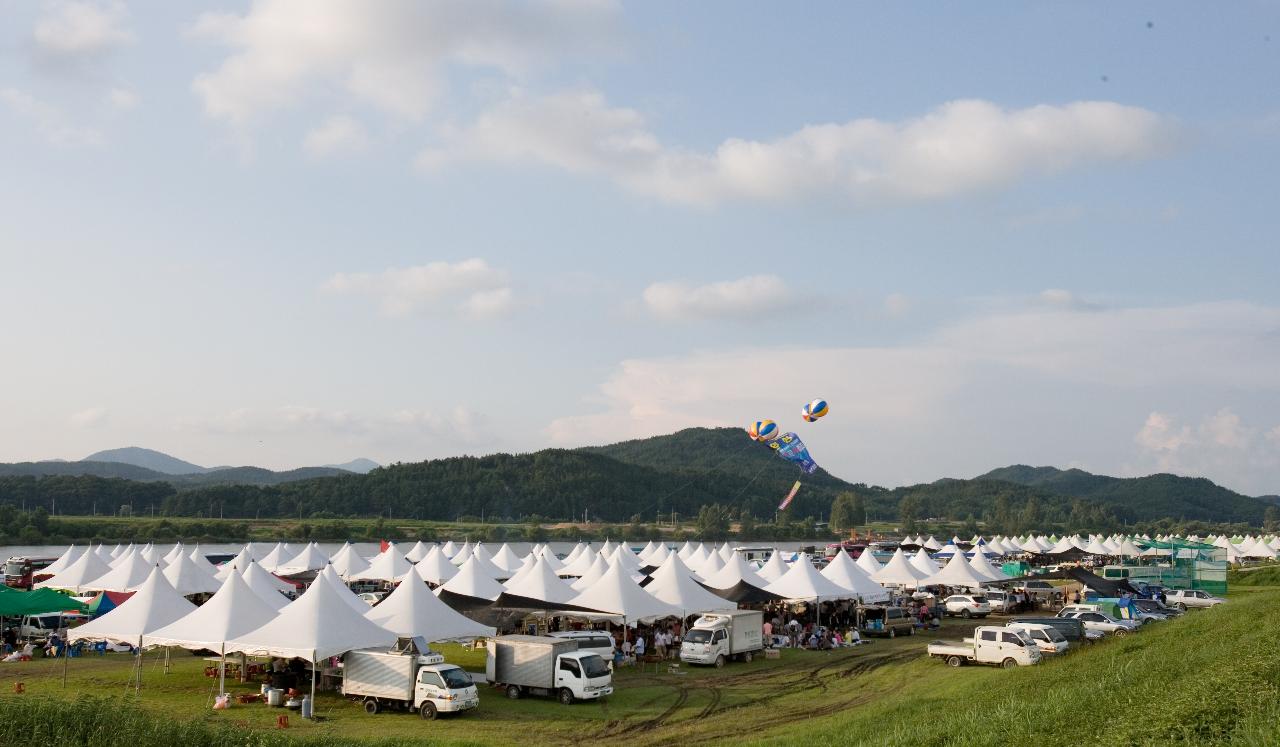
[747,419,779,442]
[802,399,829,422]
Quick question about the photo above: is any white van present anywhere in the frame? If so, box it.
[548,631,616,662]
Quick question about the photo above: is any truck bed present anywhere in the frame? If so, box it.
[926,640,972,657]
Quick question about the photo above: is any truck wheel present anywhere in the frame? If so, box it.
[1001,658,1017,669]
[506,685,521,700]
[419,702,437,720]
[363,698,380,715]
[947,656,963,668]
[961,609,971,619]
[742,651,753,663]
[715,655,726,669]
[558,688,574,705]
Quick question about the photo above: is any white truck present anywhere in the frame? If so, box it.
[680,610,764,668]
[927,625,1042,668]
[342,637,479,720]
[486,635,613,705]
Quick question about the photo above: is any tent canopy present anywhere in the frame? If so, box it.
[642,553,736,618]
[68,567,196,646]
[566,563,681,622]
[142,571,279,651]
[368,577,495,641]
[765,553,858,603]
[0,588,87,617]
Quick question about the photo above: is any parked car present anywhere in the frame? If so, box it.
[1061,603,1161,626]
[859,606,916,638]
[942,595,992,619]
[981,590,1014,613]
[1010,616,1104,644]
[358,592,387,606]
[1166,589,1226,610]
[927,626,1041,668]
[1016,580,1059,602]
[1133,598,1182,618]
[1058,610,1139,637]
[1004,622,1069,655]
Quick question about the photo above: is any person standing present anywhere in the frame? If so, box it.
[634,633,646,660]
[654,629,667,660]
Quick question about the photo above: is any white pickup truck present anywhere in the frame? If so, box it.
[927,626,1042,668]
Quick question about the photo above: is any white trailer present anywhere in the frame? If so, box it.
[680,610,764,667]
[342,637,479,720]
[486,635,613,705]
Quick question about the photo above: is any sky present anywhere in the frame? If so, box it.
[1,1,1278,495]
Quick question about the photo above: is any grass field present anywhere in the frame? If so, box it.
[1,587,1277,747]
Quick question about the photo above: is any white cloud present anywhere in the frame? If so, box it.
[548,300,1280,493]
[107,87,138,110]
[322,258,515,319]
[33,0,133,60]
[303,115,369,158]
[1133,408,1278,484]
[0,88,103,146]
[69,406,108,428]
[642,275,800,321]
[189,0,619,128]
[420,92,1174,206]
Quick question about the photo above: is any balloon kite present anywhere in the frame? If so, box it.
[802,399,829,422]
[747,419,779,442]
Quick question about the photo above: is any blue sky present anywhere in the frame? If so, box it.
[1,1,1278,495]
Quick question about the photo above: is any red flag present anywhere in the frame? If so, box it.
[379,539,390,553]
[778,480,801,511]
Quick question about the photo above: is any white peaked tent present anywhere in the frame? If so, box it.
[109,544,125,558]
[216,546,256,580]
[240,562,291,611]
[1083,537,1112,556]
[925,553,990,590]
[137,545,164,566]
[971,541,998,557]
[367,575,495,641]
[537,546,566,573]
[697,552,725,581]
[559,547,599,577]
[187,546,220,575]
[567,562,681,623]
[923,536,943,551]
[441,540,458,558]
[872,549,930,588]
[35,548,114,594]
[436,556,506,604]
[226,574,398,717]
[570,555,612,592]
[143,571,280,694]
[450,541,474,566]
[855,549,884,575]
[93,544,115,564]
[71,567,196,645]
[676,541,695,560]
[685,544,712,572]
[821,551,889,603]
[1244,541,1278,559]
[413,546,460,586]
[355,546,414,582]
[643,553,735,618]
[933,542,961,558]
[766,554,858,603]
[108,546,137,568]
[491,544,524,574]
[702,553,772,591]
[610,544,645,572]
[329,543,372,580]
[403,541,431,563]
[88,552,159,592]
[42,545,84,577]
[757,551,791,583]
[496,557,581,608]
[159,552,222,595]
[1115,538,1144,558]
[276,543,331,576]
[968,550,1011,582]
[637,541,659,563]
[161,543,186,565]
[717,543,735,564]
[646,544,672,568]
[460,549,509,581]
[598,539,617,558]
[909,548,939,577]
[561,543,586,566]
[508,554,538,583]
[316,565,374,614]
[257,543,297,573]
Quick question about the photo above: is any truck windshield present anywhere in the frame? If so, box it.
[439,667,472,689]
[685,630,713,644]
[580,655,610,679]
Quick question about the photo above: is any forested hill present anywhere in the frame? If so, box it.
[976,465,1270,526]
[0,429,1269,526]
[0,461,352,487]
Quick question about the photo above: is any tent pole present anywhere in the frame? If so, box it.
[310,650,317,720]
[134,636,142,695]
[61,637,69,687]
[219,644,226,698]
[164,645,170,675]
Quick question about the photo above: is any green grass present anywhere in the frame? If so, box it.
[0,594,1276,747]
[1228,563,1280,587]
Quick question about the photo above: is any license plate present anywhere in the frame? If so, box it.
[464,699,477,708]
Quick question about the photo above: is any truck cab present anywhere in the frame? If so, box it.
[413,660,479,719]
[552,652,613,703]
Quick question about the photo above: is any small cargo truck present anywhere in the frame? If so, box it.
[486,635,613,704]
[927,626,1042,668]
[342,636,479,720]
[680,610,764,667]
